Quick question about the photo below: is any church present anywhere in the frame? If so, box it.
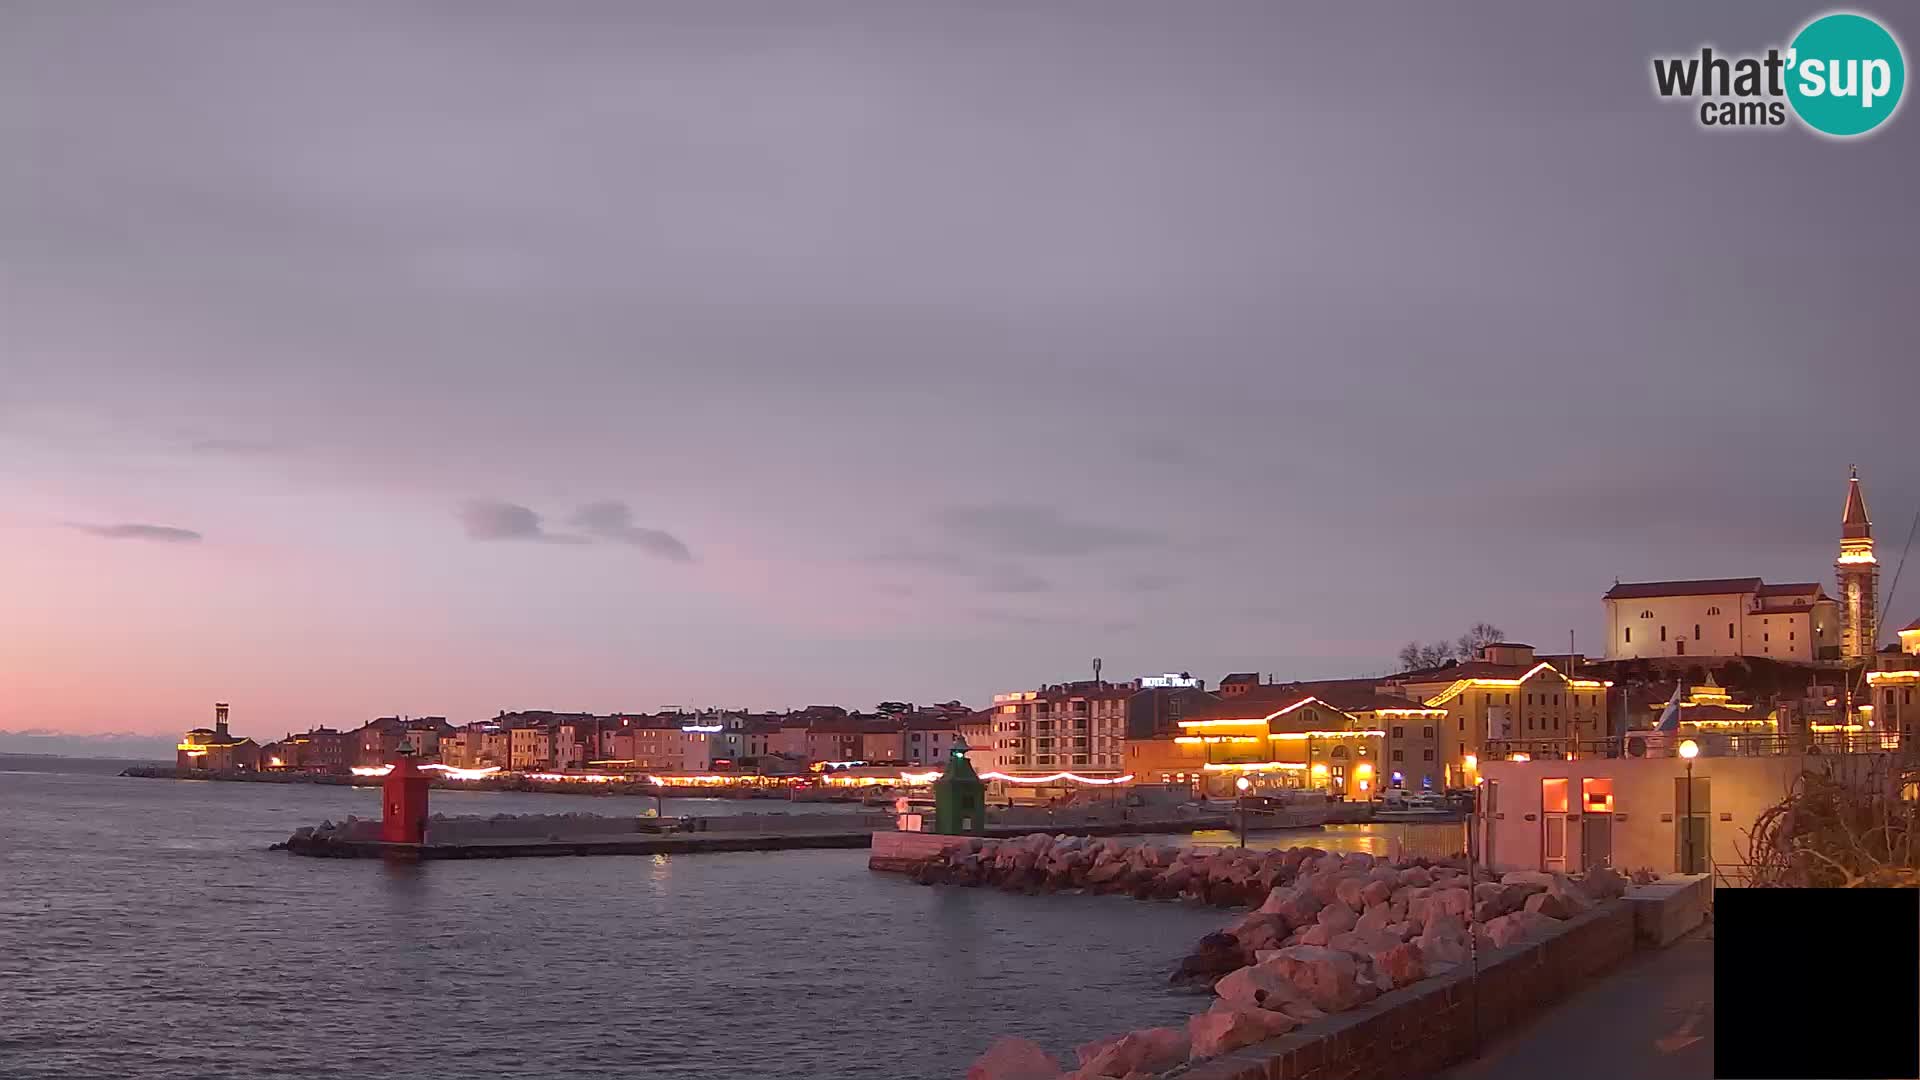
[1600,469,1880,665]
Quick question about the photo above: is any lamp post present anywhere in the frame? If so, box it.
[1235,776,1251,848]
[1678,739,1699,874]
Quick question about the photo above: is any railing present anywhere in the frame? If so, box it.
[1485,731,1908,760]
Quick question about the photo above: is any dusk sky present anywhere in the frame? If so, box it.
[3,2,1915,738]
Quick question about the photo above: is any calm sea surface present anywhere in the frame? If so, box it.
[0,756,1458,1080]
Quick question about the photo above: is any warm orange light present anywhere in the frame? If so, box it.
[1678,740,1699,760]
[1201,761,1308,772]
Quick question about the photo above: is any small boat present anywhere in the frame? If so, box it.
[1208,792,1334,830]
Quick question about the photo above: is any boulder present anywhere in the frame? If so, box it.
[1327,929,1401,963]
[1397,865,1434,888]
[1335,877,1368,911]
[1297,924,1331,946]
[1373,941,1426,986]
[1353,904,1393,935]
[1360,879,1393,908]
[1215,961,1304,1011]
[1269,944,1372,1012]
[1523,890,1580,920]
[1432,887,1472,919]
[1384,920,1419,941]
[967,1037,1061,1080]
[1316,902,1357,933]
[1579,866,1629,900]
[1341,851,1376,871]
[1414,930,1469,971]
[1500,870,1555,887]
[1472,882,1508,904]
[1076,1028,1189,1077]
[1483,910,1557,948]
[1230,913,1288,952]
[1170,931,1246,987]
[1187,1006,1269,1061]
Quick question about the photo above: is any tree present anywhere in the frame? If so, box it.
[1397,621,1506,673]
[1398,640,1456,672]
[1455,622,1506,662]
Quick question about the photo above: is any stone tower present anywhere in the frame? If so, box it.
[1837,466,1878,661]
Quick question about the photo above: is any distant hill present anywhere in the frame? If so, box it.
[0,729,175,761]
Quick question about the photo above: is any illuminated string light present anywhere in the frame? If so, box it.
[979,771,1134,785]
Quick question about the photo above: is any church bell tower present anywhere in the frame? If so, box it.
[1837,466,1878,661]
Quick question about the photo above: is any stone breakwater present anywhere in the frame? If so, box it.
[903,833,1632,1080]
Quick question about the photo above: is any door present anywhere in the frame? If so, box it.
[1674,775,1710,874]
[1541,778,1570,872]
[1581,777,1615,871]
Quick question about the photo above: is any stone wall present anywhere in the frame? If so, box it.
[869,831,971,872]
[1177,902,1637,1080]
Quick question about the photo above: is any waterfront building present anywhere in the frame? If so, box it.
[1642,676,1776,735]
[1477,746,1897,878]
[1865,617,1920,743]
[958,710,997,773]
[1126,678,1220,740]
[1217,673,1261,698]
[272,726,353,771]
[858,718,906,764]
[987,679,1130,777]
[595,715,716,773]
[176,703,261,771]
[1385,643,1611,788]
[1124,687,1399,800]
[508,724,552,770]
[902,713,962,765]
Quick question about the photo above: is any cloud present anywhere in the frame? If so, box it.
[865,548,1049,594]
[938,503,1162,557]
[458,501,585,544]
[189,438,280,455]
[1125,572,1180,592]
[570,501,695,562]
[976,566,1051,594]
[69,523,203,543]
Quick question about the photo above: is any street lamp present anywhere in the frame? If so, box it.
[1235,776,1251,848]
[1678,739,1699,874]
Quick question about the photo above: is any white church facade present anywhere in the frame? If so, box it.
[1601,470,1876,665]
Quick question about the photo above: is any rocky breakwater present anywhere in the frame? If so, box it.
[949,838,1630,1080]
[911,834,1284,907]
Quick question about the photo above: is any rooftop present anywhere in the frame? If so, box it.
[1604,577,1764,600]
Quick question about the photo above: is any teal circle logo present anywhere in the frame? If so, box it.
[1787,12,1905,137]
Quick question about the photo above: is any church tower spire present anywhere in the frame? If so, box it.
[1837,465,1879,661]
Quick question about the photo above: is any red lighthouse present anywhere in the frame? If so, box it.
[381,756,431,844]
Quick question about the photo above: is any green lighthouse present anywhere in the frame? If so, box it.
[932,736,988,835]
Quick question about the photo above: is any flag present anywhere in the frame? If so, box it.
[1654,680,1685,733]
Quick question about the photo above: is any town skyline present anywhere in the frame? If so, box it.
[5,2,1915,736]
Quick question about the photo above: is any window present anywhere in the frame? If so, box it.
[1423,749,1435,761]
[1660,626,1667,642]
[1625,627,1632,643]
[1694,624,1701,640]
[1392,725,1405,739]
[1458,717,1465,732]
[1392,749,1404,761]
[1527,693,1534,705]
[1541,777,1569,813]
[1331,745,1349,759]
[1729,623,1735,639]
[1764,633,1769,643]
[1423,726,1435,738]
[1790,631,1795,641]
[1706,606,1721,616]
[1640,609,1654,619]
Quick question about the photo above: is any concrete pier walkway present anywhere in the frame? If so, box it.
[280,817,1230,859]
[1434,921,1714,1080]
